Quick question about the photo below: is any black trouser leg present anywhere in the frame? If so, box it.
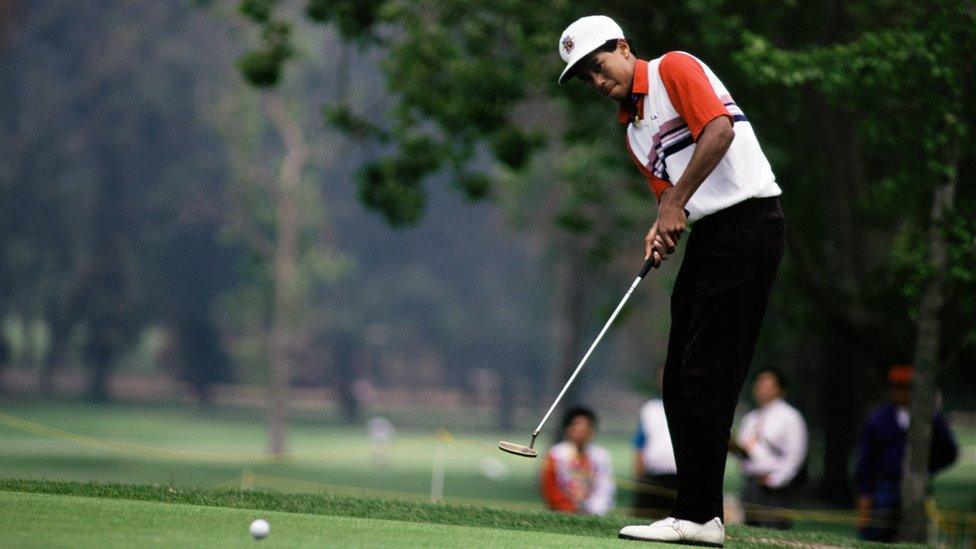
[663,197,786,524]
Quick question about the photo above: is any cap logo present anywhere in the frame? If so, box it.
[561,35,574,54]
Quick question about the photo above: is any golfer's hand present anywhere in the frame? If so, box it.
[643,226,667,267]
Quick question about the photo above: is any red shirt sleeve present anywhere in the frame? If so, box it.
[659,52,732,141]
[541,454,577,512]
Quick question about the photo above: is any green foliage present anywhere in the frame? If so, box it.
[945,208,976,286]
[490,127,544,170]
[357,161,426,226]
[236,49,286,87]
[323,104,387,140]
[236,20,294,88]
[736,0,976,327]
[554,208,594,234]
[454,172,492,201]
[305,0,382,42]
[238,0,277,23]
[237,0,570,229]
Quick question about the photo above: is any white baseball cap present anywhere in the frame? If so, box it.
[557,15,625,84]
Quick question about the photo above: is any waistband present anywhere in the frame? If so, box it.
[692,196,782,230]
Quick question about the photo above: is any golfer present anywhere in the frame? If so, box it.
[558,15,786,546]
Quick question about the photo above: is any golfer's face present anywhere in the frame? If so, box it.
[580,49,632,102]
[565,416,595,446]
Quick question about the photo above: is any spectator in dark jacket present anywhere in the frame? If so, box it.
[854,364,958,542]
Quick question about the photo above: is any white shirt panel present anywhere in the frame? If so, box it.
[627,53,781,222]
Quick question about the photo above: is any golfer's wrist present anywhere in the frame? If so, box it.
[660,186,689,210]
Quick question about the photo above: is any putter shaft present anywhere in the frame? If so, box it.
[532,268,648,436]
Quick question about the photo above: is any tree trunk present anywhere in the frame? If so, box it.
[265,94,308,459]
[20,317,38,370]
[41,308,72,395]
[899,159,957,543]
[820,339,863,504]
[0,323,9,395]
[86,325,114,403]
[334,335,360,424]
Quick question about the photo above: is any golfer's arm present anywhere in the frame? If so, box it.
[661,116,734,208]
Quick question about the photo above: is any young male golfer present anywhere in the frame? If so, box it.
[557,15,786,546]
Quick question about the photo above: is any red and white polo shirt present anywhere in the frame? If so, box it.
[621,52,781,222]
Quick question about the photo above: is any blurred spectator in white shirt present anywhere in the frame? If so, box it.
[730,368,807,529]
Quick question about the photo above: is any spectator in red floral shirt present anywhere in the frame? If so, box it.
[540,407,615,515]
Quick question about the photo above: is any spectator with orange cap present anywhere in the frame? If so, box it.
[854,364,958,542]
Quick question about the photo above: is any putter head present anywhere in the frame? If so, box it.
[498,440,538,458]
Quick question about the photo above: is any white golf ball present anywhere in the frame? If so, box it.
[249,519,270,540]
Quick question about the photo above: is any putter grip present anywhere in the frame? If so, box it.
[638,256,655,278]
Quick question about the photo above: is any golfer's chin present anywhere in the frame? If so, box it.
[606,85,628,102]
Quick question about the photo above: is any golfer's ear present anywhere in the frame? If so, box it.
[617,38,630,57]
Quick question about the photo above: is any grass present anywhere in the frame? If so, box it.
[0,491,629,548]
[0,479,922,547]
[0,397,972,543]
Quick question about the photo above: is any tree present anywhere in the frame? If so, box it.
[233,0,660,421]
[265,94,308,457]
[737,0,976,539]
[0,1,244,401]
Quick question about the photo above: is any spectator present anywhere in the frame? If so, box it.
[730,368,808,529]
[854,364,958,542]
[541,406,615,515]
[632,368,678,518]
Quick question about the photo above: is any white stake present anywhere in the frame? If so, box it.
[430,441,446,503]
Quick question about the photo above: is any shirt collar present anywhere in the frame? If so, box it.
[618,58,649,125]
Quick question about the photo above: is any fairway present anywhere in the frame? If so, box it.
[0,491,641,548]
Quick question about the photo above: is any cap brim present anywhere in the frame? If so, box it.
[558,44,602,85]
[559,58,584,85]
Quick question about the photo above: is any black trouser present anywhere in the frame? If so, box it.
[662,196,786,523]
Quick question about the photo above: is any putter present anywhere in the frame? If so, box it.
[499,254,659,458]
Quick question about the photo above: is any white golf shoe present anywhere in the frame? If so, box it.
[618,516,724,547]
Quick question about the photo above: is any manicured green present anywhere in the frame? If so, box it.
[0,478,627,538]
[0,481,922,548]
[0,491,633,548]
